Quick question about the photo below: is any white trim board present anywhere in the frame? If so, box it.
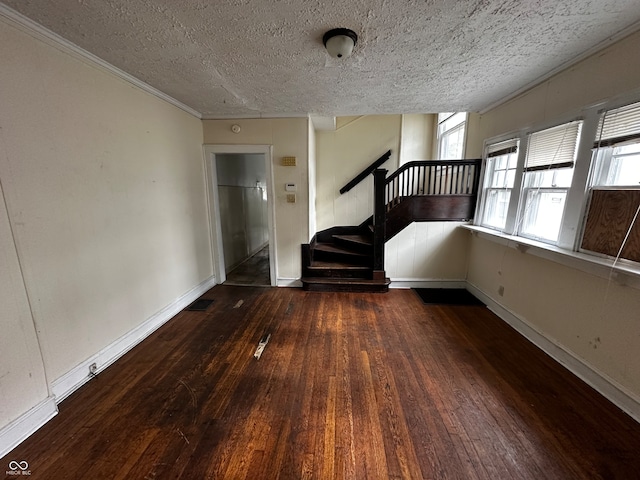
[0,396,57,459]
[389,279,466,289]
[466,281,640,424]
[203,145,278,287]
[0,4,201,119]
[51,275,216,402]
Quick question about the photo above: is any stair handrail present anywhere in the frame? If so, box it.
[339,150,392,194]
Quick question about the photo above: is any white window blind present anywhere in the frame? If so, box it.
[525,121,582,171]
[487,138,518,158]
[595,100,640,147]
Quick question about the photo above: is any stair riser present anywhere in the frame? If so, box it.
[332,238,373,252]
[306,268,372,279]
[302,282,389,293]
[313,250,371,266]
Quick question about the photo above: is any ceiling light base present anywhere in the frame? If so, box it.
[323,28,358,59]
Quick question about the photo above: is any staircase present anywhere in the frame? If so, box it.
[301,226,390,292]
[302,156,481,293]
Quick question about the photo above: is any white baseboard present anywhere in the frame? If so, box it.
[51,275,216,402]
[0,396,57,459]
[278,278,302,287]
[390,279,467,289]
[466,282,640,423]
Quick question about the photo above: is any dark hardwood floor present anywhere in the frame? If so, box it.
[3,286,640,479]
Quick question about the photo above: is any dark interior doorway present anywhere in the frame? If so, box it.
[216,153,271,286]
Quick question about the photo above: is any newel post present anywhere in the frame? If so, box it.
[372,168,388,277]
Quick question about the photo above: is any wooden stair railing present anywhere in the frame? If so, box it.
[384,159,482,208]
[302,158,481,293]
[339,150,392,194]
[371,159,482,272]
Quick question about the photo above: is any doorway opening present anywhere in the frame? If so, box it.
[204,145,277,287]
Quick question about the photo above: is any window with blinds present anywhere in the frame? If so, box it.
[595,100,640,148]
[591,101,640,187]
[517,121,582,243]
[525,121,582,171]
[479,139,519,230]
[487,139,518,158]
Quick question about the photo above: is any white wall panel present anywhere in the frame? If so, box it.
[385,222,470,280]
[0,182,49,428]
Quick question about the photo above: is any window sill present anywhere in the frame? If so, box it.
[462,224,640,290]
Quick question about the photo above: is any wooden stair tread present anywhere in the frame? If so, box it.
[309,260,371,270]
[314,243,370,256]
[332,234,373,246]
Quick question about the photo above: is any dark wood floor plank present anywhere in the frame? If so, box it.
[3,286,640,480]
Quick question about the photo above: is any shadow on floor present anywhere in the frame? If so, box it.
[224,245,270,286]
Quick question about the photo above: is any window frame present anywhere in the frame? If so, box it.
[437,112,468,160]
[515,121,583,245]
[477,140,520,230]
[517,186,571,243]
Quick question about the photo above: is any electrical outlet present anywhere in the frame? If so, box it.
[498,285,505,296]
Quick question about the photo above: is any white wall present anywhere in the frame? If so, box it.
[0,15,211,453]
[308,120,317,241]
[386,222,470,284]
[400,114,435,165]
[202,118,310,284]
[467,29,640,413]
[316,115,401,230]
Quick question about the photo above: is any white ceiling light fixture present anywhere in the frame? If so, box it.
[323,28,358,59]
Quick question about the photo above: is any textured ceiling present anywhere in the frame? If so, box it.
[3,0,640,118]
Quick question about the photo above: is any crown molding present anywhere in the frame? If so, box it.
[201,112,311,120]
[0,4,202,119]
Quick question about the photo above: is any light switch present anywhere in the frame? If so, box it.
[286,194,296,203]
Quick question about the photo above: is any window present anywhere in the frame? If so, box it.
[480,139,519,229]
[477,120,583,245]
[518,121,582,243]
[581,100,640,262]
[437,112,466,160]
[590,100,640,187]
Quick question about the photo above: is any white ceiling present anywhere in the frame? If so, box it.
[3,0,640,118]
